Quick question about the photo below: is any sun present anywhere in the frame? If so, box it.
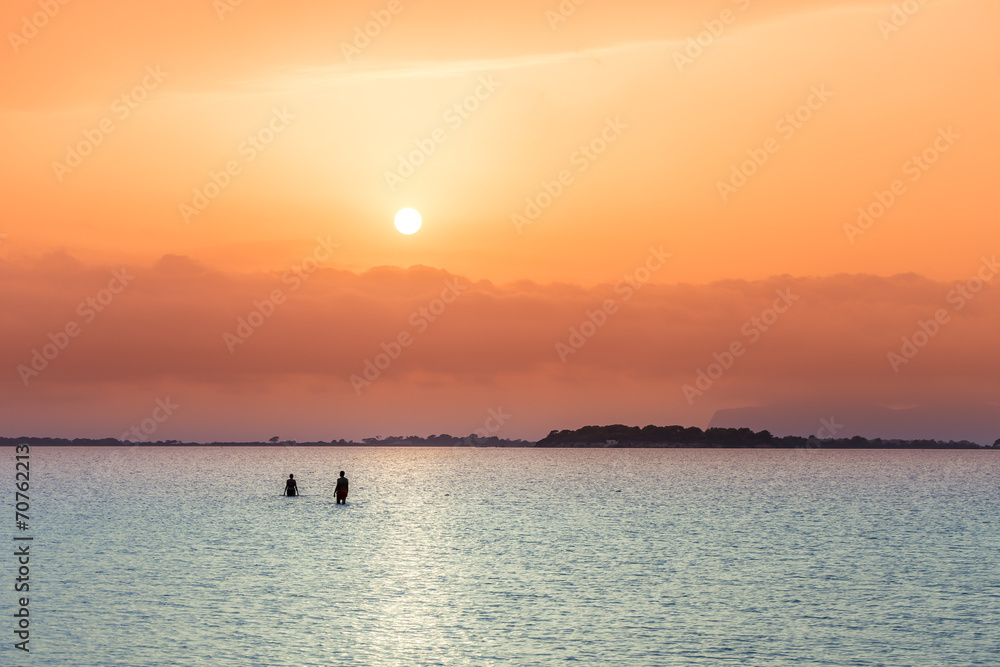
[394,208,422,235]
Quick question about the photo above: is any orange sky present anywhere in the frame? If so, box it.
[2,0,998,442]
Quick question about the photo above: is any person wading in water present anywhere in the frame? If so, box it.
[335,471,349,504]
[284,474,299,496]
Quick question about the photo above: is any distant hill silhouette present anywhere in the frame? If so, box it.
[709,402,1000,446]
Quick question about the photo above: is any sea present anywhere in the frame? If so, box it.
[4,446,998,666]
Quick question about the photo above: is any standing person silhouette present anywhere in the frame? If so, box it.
[284,474,299,497]
[335,471,349,504]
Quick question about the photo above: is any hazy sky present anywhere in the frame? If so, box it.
[2,0,997,441]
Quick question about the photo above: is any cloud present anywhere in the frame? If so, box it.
[3,254,997,413]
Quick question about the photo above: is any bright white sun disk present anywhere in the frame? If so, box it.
[394,208,422,234]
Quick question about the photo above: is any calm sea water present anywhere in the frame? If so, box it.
[4,446,998,666]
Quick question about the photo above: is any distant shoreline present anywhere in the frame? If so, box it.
[7,444,995,449]
[5,423,998,448]
[2,431,996,451]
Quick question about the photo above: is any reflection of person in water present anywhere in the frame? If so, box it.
[284,474,298,497]
[335,471,349,504]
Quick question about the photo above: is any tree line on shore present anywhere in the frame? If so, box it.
[1,425,996,448]
[535,425,995,448]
